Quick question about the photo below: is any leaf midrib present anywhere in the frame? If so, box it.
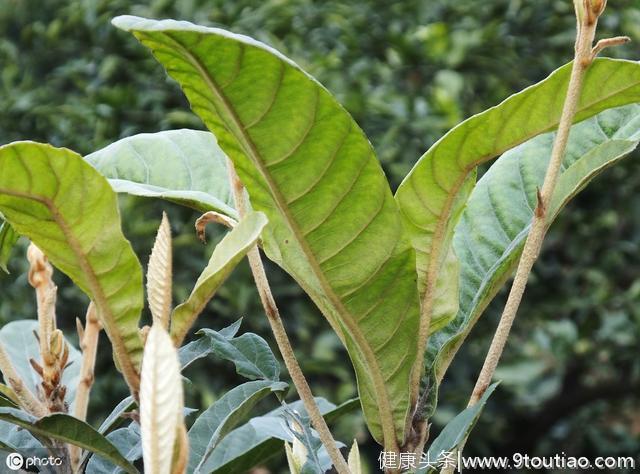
[154,31,400,449]
[405,61,640,396]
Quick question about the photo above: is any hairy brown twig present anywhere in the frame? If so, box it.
[226,160,351,474]
[468,0,628,409]
[70,303,102,472]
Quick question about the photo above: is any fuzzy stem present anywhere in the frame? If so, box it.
[0,342,47,417]
[437,5,619,474]
[469,0,602,406]
[226,160,350,474]
[70,303,101,472]
[468,0,610,407]
[27,244,57,373]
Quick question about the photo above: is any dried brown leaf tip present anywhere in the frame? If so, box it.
[195,211,238,243]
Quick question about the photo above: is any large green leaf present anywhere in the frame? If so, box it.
[189,380,288,473]
[170,211,268,344]
[195,328,281,381]
[202,397,355,474]
[395,59,640,357]
[85,129,236,217]
[426,104,640,413]
[178,319,241,369]
[0,142,144,393]
[0,320,81,407]
[114,16,420,447]
[0,408,138,474]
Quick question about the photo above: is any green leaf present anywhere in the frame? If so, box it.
[189,380,288,473]
[0,408,138,474]
[0,142,144,392]
[170,211,268,344]
[85,129,236,217]
[202,397,355,474]
[179,319,241,369]
[0,419,46,461]
[417,383,498,473]
[86,423,143,474]
[0,219,19,273]
[0,320,81,407]
[98,397,135,435]
[395,58,640,359]
[195,328,281,381]
[113,15,420,447]
[427,104,640,405]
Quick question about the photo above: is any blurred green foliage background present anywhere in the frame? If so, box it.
[1,0,639,472]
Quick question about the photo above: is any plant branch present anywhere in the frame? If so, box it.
[226,160,350,474]
[27,244,56,358]
[27,244,71,413]
[0,342,47,417]
[70,302,101,472]
[468,0,620,407]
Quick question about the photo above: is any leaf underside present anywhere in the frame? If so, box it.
[114,15,421,446]
[86,129,236,217]
[0,142,144,392]
[147,213,173,328]
[425,104,640,416]
[396,59,640,308]
[394,60,640,399]
[0,408,138,474]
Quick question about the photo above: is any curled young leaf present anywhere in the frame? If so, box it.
[147,213,173,329]
[424,104,640,418]
[170,211,267,345]
[140,325,184,474]
[114,15,421,449]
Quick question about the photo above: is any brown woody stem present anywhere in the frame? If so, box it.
[226,160,350,474]
[468,0,620,409]
[70,303,102,472]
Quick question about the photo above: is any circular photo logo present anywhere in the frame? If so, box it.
[5,452,23,471]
